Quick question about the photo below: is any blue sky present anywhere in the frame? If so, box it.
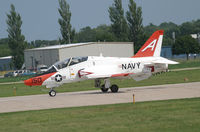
[0,0,200,41]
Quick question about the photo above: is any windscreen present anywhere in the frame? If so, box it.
[47,66,57,73]
[54,58,70,70]
[69,56,88,66]
[53,56,88,70]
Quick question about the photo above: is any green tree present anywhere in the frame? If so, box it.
[6,4,26,69]
[172,35,200,60]
[180,20,200,36]
[179,22,195,36]
[159,22,180,37]
[95,25,116,42]
[74,25,116,43]
[0,38,11,57]
[144,22,181,46]
[0,44,11,57]
[75,26,96,42]
[193,19,200,33]
[144,23,159,36]
[159,22,180,46]
[30,40,59,47]
[126,0,144,51]
[109,0,128,41]
[58,0,74,44]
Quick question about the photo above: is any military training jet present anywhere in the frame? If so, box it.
[24,30,178,97]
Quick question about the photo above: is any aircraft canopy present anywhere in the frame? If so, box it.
[54,56,88,70]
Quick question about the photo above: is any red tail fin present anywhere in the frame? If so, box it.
[132,30,164,58]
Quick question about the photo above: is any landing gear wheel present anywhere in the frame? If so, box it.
[110,85,119,93]
[101,85,109,93]
[49,90,56,97]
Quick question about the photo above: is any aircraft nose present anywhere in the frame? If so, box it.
[24,72,56,87]
[24,78,33,86]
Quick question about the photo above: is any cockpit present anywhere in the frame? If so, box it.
[43,56,88,74]
[54,56,88,70]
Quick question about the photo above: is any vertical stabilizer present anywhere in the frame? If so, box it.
[132,30,164,58]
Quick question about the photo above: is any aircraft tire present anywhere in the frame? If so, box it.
[49,90,56,97]
[110,85,119,93]
[101,85,109,93]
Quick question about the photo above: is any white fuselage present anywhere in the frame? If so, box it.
[43,56,168,88]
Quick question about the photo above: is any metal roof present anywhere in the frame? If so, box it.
[0,56,12,60]
[25,42,133,51]
[25,42,94,51]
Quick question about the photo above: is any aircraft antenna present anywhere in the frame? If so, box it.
[98,40,103,57]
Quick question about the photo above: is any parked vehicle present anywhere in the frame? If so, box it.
[4,72,14,77]
[13,70,27,76]
[18,70,25,76]
[37,65,48,73]
[13,70,19,77]
[20,70,36,76]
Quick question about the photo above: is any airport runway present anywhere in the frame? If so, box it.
[0,82,200,113]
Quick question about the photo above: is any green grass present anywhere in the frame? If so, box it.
[169,59,200,69]
[0,75,33,83]
[0,98,200,132]
[0,69,200,97]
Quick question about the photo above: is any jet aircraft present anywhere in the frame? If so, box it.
[24,30,178,97]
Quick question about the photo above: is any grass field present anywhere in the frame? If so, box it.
[0,69,200,97]
[0,60,200,132]
[0,98,200,132]
[169,59,200,69]
[0,75,32,83]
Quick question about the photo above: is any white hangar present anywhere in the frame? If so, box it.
[24,42,134,70]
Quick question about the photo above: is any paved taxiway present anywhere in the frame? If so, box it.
[0,82,200,113]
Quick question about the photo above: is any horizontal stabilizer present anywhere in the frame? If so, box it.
[152,57,179,64]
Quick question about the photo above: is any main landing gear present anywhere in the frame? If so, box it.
[49,89,56,97]
[95,79,119,93]
[101,84,119,93]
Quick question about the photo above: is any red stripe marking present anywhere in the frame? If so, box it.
[24,72,56,86]
[111,73,134,77]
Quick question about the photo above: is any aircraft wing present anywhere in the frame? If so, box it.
[78,68,134,79]
[80,70,152,82]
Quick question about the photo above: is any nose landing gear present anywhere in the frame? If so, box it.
[49,89,56,97]
[101,84,109,93]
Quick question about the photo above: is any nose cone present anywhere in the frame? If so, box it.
[24,78,33,86]
[24,72,56,87]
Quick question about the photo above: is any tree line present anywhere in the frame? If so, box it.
[0,0,200,69]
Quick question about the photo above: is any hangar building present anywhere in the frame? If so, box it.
[24,42,134,70]
[0,56,13,71]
